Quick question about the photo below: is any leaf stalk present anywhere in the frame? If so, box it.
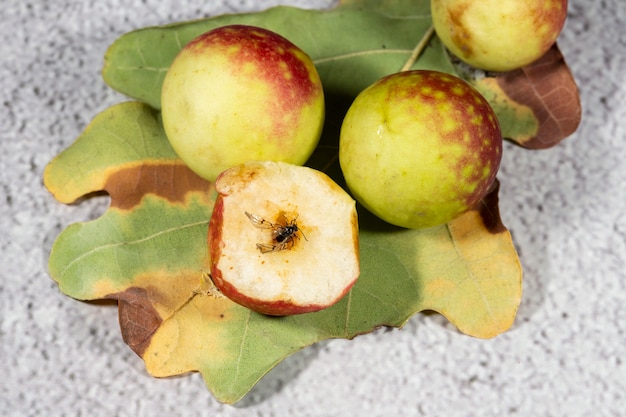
[400,25,435,72]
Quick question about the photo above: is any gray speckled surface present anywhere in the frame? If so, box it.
[1,0,625,415]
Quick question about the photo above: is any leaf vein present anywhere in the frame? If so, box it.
[60,220,208,279]
[103,128,145,159]
[233,310,252,388]
[111,66,169,73]
[343,288,352,334]
[313,49,413,65]
[356,286,404,317]
[446,225,496,322]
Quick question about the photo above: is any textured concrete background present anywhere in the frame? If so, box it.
[1,0,625,415]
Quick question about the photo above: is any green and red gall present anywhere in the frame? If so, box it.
[161,25,324,182]
[339,70,502,229]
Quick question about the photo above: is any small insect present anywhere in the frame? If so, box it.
[245,211,307,253]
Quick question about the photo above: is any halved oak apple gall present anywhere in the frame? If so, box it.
[208,161,360,316]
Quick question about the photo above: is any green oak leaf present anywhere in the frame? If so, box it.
[44,0,584,404]
[45,100,521,404]
[103,1,450,109]
[102,1,580,149]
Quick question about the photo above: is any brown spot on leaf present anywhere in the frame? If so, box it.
[104,163,212,210]
[471,179,506,234]
[495,45,581,149]
[110,287,162,357]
